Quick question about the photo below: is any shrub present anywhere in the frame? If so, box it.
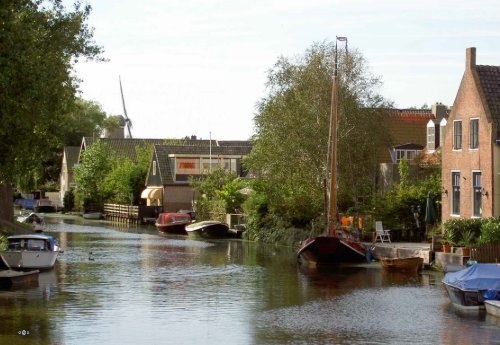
[478,218,500,245]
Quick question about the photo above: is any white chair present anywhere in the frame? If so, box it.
[375,221,391,243]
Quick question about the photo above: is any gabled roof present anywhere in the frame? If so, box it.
[476,65,500,129]
[81,137,229,162]
[153,143,253,185]
[64,146,80,172]
[386,109,436,120]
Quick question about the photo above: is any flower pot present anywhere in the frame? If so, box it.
[442,244,451,253]
[462,247,471,257]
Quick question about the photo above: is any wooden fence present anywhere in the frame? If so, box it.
[103,204,140,224]
[471,244,500,263]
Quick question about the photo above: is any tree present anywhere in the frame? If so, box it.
[101,144,153,205]
[73,141,116,207]
[0,1,102,224]
[190,169,246,221]
[61,99,107,147]
[245,41,391,227]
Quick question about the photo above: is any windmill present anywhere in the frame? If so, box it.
[119,76,133,138]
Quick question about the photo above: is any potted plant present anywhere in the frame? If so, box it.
[459,229,475,257]
[441,229,455,253]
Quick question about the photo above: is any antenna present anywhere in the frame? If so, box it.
[119,76,133,138]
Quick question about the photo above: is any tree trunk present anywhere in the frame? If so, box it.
[0,184,14,226]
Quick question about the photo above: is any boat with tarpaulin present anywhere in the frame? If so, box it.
[442,264,500,310]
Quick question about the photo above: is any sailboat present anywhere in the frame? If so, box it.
[297,37,366,266]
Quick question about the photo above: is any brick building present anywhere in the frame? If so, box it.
[441,47,500,221]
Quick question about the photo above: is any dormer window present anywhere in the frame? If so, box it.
[427,120,435,152]
[470,118,479,149]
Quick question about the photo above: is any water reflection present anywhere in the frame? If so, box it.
[0,220,498,345]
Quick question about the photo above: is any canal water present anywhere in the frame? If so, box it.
[0,219,499,345]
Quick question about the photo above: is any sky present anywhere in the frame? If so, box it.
[73,0,500,141]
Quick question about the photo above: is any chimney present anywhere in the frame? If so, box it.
[466,47,476,70]
[432,102,447,122]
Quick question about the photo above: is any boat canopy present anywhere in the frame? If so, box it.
[442,264,500,291]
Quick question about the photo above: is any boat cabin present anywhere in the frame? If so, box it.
[7,235,56,251]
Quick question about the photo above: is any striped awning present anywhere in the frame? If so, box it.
[141,187,162,199]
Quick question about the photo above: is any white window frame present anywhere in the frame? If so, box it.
[469,118,479,150]
[427,121,435,152]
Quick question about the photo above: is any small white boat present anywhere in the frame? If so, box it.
[185,221,229,239]
[1,234,61,270]
[17,212,46,232]
[82,212,102,220]
[485,300,500,317]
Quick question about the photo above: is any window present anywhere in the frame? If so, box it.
[470,119,479,149]
[427,126,435,151]
[472,172,482,217]
[453,121,462,150]
[395,149,421,162]
[153,161,157,176]
[451,172,460,215]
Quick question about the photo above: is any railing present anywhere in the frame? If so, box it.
[471,244,500,263]
[103,204,139,224]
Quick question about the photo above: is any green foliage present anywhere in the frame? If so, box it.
[478,218,500,245]
[74,143,152,205]
[0,0,102,186]
[190,168,247,221]
[0,235,7,251]
[61,99,107,146]
[459,229,476,248]
[372,171,441,229]
[63,189,75,211]
[73,141,116,206]
[443,217,500,246]
[244,41,392,240]
[398,160,410,190]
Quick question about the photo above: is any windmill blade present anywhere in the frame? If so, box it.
[119,76,133,138]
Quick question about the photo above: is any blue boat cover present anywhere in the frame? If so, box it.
[442,264,500,291]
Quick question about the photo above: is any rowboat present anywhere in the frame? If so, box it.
[185,221,229,239]
[379,257,423,273]
[155,212,192,234]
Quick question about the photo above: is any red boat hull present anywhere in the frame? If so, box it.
[155,213,192,235]
[297,236,366,265]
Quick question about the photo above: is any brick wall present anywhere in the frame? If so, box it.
[441,48,494,222]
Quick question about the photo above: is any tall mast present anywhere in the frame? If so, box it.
[327,36,347,237]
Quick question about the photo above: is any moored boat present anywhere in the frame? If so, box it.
[34,199,56,213]
[379,257,423,273]
[0,269,39,288]
[442,264,500,311]
[485,300,500,317]
[17,212,46,232]
[296,37,365,266]
[185,221,229,239]
[155,212,192,234]
[1,234,61,270]
[83,212,102,220]
[297,236,366,266]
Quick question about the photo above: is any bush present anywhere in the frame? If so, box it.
[63,189,75,211]
[443,217,500,246]
[478,218,500,245]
